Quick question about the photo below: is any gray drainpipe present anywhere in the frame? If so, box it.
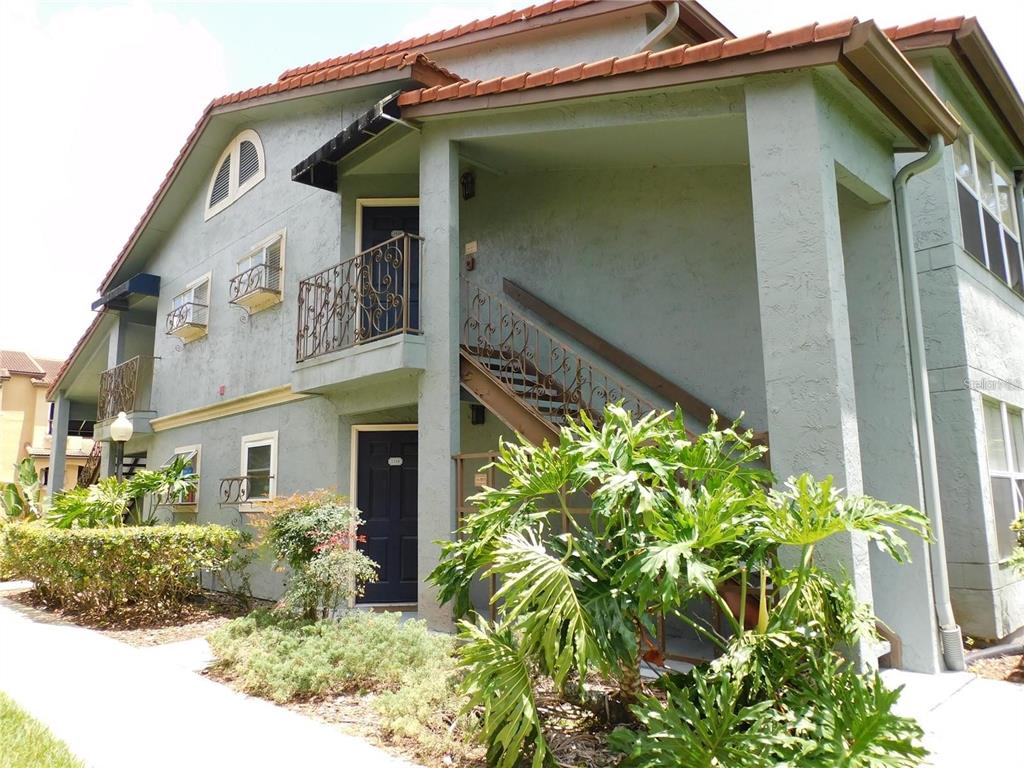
[894,134,966,671]
[633,1,680,53]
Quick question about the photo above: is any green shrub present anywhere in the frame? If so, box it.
[208,609,451,701]
[1,522,240,617]
[209,609,476,763]
[255,490,377,618]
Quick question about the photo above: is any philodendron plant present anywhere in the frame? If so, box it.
[430,405,931,768]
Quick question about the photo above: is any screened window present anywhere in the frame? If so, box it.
[237,232,283,292]
[241,431,277,501]
[169,274,211,331]
[953,132,1023,297]
[984,400,1024,559]
[204,130,265,220]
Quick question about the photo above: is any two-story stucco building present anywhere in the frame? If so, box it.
[47,2,1023,675]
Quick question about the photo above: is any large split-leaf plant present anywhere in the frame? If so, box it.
[430,405,931,767]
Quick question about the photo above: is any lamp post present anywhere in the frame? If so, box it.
[110,411,134,481]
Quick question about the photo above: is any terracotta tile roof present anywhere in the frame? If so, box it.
[0,350,44,377]
[398,18,859,107]
[883,16,966,40]
[278,0,597,83]
[0,351,64,384]
[96,52,459,294]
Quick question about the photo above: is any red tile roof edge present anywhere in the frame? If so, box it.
[278,0,596,82]
[96,52,459,295]
[398,17,860,107]
[883,16,967,41]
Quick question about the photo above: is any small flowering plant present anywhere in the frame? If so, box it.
[255,489,378,618]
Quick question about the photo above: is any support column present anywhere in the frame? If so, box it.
[745,73,875,666]
[107,311,129,369]
[417,128,461,630]
[47,393,71,497]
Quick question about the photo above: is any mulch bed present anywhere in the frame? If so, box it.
[204,664,624,768]
[4,588,260,647]
[969,653,1024,684]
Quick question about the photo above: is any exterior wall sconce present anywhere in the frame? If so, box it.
[460,171,475,200]
[470,404,486,425]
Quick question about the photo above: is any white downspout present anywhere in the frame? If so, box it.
[894,134,966,671]
[633,1,680,53]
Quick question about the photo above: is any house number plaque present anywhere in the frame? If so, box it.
[388,457,404,467]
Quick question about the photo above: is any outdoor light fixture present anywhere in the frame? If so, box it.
[460,171,475,200]
[110,411,134,480]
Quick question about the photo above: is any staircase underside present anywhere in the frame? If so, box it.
[459,352,559,446]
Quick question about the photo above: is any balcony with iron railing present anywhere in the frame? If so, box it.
[292,232,426,393]
[229,263,282,313]
[93,355,156,442]
[166,301,209,342]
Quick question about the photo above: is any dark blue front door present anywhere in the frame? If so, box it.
[360,205,420,338]
[357,430,418,603]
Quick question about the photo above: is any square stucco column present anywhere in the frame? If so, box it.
[745,73,875,666]
[417,129,461,631]
[47,393,71,498]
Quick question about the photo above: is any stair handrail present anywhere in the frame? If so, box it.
[461,279,657,425]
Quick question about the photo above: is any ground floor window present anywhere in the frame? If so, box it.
[240,431,277,501]
[984,399,1024,558]
[162,446,200,504]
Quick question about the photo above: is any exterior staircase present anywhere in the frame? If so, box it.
[459,279,657,444]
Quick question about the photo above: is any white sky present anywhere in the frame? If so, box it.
[0,0,1021,360]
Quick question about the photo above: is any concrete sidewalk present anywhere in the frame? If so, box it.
[882,668,1023,766]
[0,595,419,768]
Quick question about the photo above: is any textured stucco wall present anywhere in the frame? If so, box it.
[432,8,649,82]
[459,164,767,431]
[903,60,1024,640]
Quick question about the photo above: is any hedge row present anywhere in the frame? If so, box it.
[1,523,240,617]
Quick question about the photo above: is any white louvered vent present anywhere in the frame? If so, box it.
[192,279,210,325]
[265,238,282,290]
[239,140,260,185]
[209,156,231,207]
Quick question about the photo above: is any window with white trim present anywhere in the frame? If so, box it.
[241,431,277,501]
[235,231,284,294]
[167,272,211,340]
[161,445,200,504]
[984,399,1024,558]
[204,129,265,220]
[953,131,1023,296]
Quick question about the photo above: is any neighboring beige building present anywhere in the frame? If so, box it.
[0,350,93,489]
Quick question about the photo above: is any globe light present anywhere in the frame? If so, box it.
[110,411,134,443]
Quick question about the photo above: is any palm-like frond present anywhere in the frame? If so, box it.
[762,475,930,561]
[458,618,550,768]
[489,530,599,685]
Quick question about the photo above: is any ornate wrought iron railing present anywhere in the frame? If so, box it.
[229,263,281,303]
[98,356,140,421]
[218,475,274,507]
[460,279,656,429]
[295,232,423,362]
[77,442,102,488]
[166,302,209,334]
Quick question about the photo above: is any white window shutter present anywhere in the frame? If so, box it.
[239,140,260,185]
[209,156,231,207]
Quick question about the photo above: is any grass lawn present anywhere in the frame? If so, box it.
[0,691,83,768]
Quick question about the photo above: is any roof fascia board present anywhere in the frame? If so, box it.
[841,22,958,148]
[674,1,735,41]
[403,41,842,118]
[952,21,1024,161]
[46,313,107,400]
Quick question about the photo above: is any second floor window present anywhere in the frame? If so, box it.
[230,231,285,312]
[953,131,1023,297]
[205,129,266,220]
[167,274,211,341]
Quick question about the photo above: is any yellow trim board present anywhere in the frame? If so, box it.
[150,385,312,432]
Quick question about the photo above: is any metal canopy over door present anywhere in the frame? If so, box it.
[356,430,418,603]
[359,205,420,340]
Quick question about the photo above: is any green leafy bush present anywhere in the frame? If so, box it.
[46,457,198,529]
[1,522,240,618]
[430,405,930,768]
[208,609,475,763]
[255,490,377,618]
[1,458,44,520]
[1010,513,1024,575]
